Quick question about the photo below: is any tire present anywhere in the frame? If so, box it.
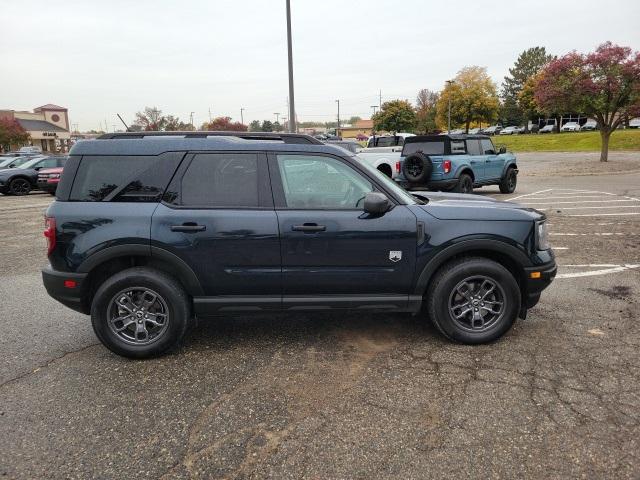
[452,173,473,194]
[91,267,190,359]
[426,257,520,344]
[8,178,31,196]
[499,167,517,194]
[402,152,432,184]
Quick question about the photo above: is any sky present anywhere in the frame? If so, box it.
[1,0,639,131]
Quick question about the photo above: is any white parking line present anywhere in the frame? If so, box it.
[557,264,640,279]
[525,199,640,205]
[536,205,640,211]
[566,212,640,217]
[510,188,552,201]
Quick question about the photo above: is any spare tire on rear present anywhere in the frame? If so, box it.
[402,152,432,184]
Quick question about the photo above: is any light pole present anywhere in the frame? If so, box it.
[190,112,194,129]
[274,112,280,124]
[335,99,340,135]
[240,108,245,126]
[370,105,378,116]
[286,0,296,132]
[446,80,455,133]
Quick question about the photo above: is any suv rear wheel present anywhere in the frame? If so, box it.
[452,173,473,194]
[426,257,520,344]
[91,267,190,358]
[499,167,517,194]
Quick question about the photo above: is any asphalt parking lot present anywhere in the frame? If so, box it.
[0,153,639,479]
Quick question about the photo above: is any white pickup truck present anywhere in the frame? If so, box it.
[355,133,414,178]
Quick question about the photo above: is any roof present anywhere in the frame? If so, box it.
[354,119,373,129]
[70,131,348,156]
[405,134,489,143]
[34,104,67,111]
[17,119,68,132]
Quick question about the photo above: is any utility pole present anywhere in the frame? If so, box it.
[446,80,455,133]
[379,90,382,110]
[274,112,280,124]
[335,99,340,135]
[240,108,245,126]
[189,112,194,128]
[208,108,212,122]
[286,0,296,133]
[370,105,378,116]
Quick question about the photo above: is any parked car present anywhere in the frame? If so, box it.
[539,124,555,134]
[356,150,401,179]
[323,140,359,153]
[499,126,521,135]
[0,156,66,195]
[467,128,482,134]
[580,120,598,131]
[37,166,65,195]
[560,122,580,132]
[42,131,555,358]
[356,133,368,141]
[629,118,640,129]
[394,134,518,194]
[366,133,415,150]
[481,125,502,135]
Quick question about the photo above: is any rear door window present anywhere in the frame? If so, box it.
[177,153,267,208]
[466,139,482,155]
[69,153,182,202]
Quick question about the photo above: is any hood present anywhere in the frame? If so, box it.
[0,168,37,178]
[412,191,544,221]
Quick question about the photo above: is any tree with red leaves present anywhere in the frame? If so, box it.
[0,118,30,152]
[201,116,248,132]
[535,42,640,162]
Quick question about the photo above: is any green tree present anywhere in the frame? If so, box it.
[347,116,362,126]
[535,42,640,162]
[273,121,282,132]
[201,116,248,132]
[436,66,499,132]
[501,47,554,130]
[261,120,274,132]
[164,115,194,131]
[414,89,439,133]
[372,100,416,133]
[249,120,262,132]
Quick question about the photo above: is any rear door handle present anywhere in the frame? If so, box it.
[292,223,326,233]
[170,223,206,232]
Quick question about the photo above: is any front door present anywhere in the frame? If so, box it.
[151,152,281,313]
[269,153,418,309]
[481,138,503,180]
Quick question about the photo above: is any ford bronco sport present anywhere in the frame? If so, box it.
[42,131,555,358]
[397,134,518,194]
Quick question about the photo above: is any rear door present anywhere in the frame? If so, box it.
[269,152,418,309]
[151,151,281,312]
[465,139,486,181]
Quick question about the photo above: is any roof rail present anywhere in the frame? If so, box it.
[96,131,323,145]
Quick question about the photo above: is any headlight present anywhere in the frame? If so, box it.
[536,221,550,250]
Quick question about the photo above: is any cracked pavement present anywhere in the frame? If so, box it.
[0,154,639,479]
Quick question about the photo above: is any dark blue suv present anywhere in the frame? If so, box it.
[42,132,556,358]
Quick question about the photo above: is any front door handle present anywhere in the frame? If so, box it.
[292,223,326,233]
[170,223,206,232]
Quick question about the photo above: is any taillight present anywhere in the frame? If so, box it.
[395,161,401,173]
[443,159,452,174]
[44,216,56,255]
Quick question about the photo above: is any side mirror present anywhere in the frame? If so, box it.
[498,146,507,154]
[363,192,391,215]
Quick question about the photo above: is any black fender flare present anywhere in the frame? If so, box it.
[77,244,204,296]
[501,161,518,178]
[412,238,532,296]
[453,165,474,181]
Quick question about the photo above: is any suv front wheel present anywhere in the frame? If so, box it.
[91,267,190,358]
[499,167,517,194]
[426,257,520,344]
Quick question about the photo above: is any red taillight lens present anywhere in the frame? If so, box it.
[395,161,401,173]
[443,159,452,174]
[44,216,56,256]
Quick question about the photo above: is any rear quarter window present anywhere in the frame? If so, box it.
[69,153,182,202]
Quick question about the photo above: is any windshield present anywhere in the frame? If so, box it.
[16,157,46,169]
[0,156,32,168]
[355,155,420,205]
